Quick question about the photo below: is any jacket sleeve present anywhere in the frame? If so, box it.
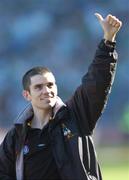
[0,128,16,179]
[66,39,118,135]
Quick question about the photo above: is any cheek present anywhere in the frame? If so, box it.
[51,87,57,97]
[29,91,39,100]
[54,86,58,96]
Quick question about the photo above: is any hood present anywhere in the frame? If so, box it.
[15,96,66,125]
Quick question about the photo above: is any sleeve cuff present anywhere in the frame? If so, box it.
[98,39,116,52]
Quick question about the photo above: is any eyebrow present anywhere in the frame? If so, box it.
[33,82,54,87]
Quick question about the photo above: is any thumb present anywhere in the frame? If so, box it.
[94,13,103,22]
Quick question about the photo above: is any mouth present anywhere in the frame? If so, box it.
[40,96,53,100]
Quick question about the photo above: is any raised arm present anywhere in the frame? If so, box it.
[66,14,122,135]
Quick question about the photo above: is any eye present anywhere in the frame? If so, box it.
[47,83,54,88]
[34,84,43,90]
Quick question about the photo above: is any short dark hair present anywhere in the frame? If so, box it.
[22,66,52,91]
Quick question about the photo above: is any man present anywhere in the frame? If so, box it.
[0,13,122,180]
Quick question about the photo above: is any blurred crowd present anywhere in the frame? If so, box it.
[0,0,129,145]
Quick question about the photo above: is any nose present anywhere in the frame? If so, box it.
[42,86,50,94]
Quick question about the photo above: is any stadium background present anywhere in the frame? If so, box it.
[0,0,128,179]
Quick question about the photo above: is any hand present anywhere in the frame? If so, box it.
[95,13,122,42]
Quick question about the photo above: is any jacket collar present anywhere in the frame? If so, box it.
[15,96,66,125]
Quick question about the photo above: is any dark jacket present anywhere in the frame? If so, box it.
[0,40,118,180]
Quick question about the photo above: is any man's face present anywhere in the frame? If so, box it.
[23,72,58,110]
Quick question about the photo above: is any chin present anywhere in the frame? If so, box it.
[48,101,56,108]
[43,102,56,109]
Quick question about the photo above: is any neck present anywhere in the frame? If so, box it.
[31,107,52,129]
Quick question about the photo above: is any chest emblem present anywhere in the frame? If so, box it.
[61,123,75,140]
[23,145,29,155]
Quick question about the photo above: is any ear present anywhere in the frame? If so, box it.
[22,90,31,101]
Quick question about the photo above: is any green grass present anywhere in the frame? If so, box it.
[102,163,129,180]
[97,146,129,180]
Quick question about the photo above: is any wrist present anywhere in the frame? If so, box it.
[98,39,116,51]
[104,34,116,42]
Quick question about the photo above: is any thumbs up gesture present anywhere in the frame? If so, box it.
[95,13,122,42]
